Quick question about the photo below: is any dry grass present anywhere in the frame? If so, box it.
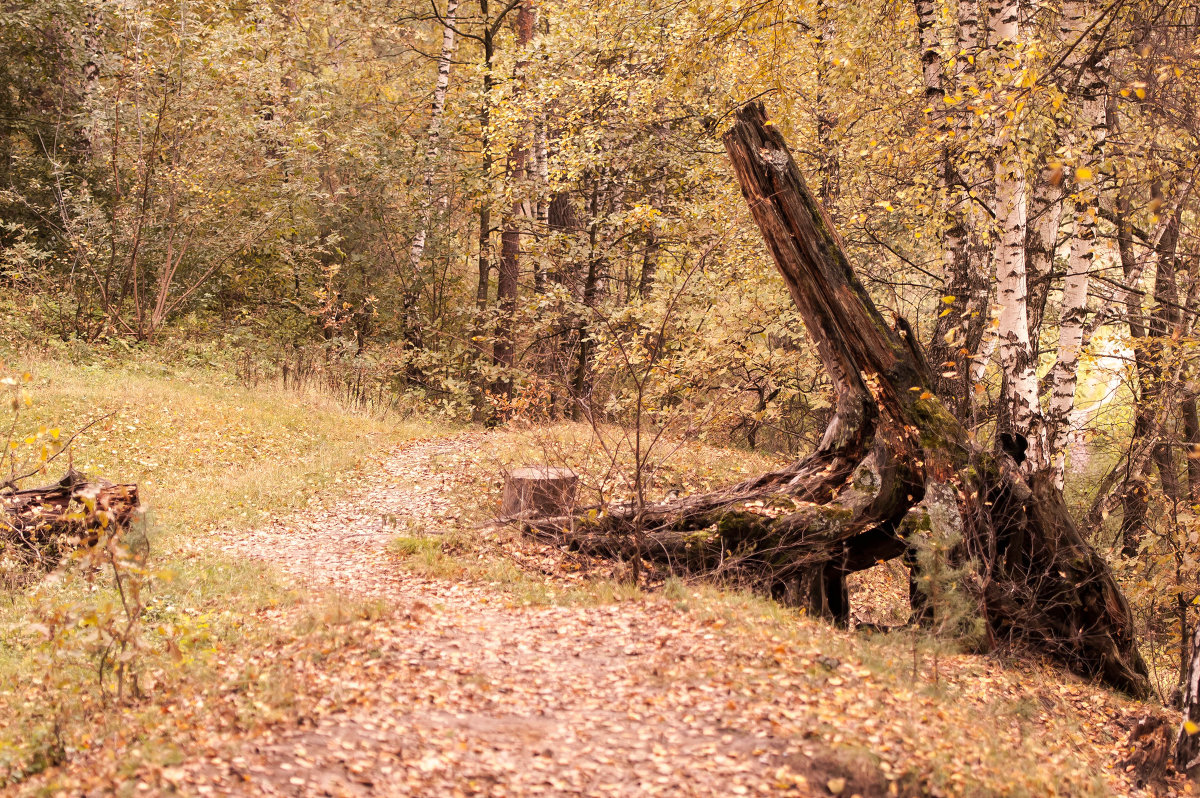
[0,355,432,787]
[0,378,1167,796]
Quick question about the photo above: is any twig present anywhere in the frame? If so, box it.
[7,412,117,487]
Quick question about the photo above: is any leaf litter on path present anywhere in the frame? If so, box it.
[157,432,1159,797]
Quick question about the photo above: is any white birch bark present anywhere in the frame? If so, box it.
[957,0,979,58]
[534,121,549,227]
[955,0,998,419]
[970,307,999,386]
[915,0,942,104]
[1045,0,1109,487]
[1024,175,1061,337]
[531,118,550,291]
[1045,226,1093,487]
[408,0,459,273]
[990,0,1044,469]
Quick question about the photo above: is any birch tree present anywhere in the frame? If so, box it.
[1044,0,1110,489]
[407,0,459,275]
[989,0,1044,469]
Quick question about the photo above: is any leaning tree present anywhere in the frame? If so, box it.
[530,103,1149,698]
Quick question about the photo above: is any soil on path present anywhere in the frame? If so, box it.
[176,433,1145,798]
[190,434,850,797]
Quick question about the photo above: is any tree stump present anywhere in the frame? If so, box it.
[501,467,578,518]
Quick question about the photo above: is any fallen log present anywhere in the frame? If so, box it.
[1,469,141,571]
[526,102,1149,698]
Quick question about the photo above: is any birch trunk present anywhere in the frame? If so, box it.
[970,308,999,388]
[1024,175,1061,344]
[1045,226,1091,488]
[916,0,960,401]
[922,0,982,414]
[957,0,996,425]
[408,0,459,273]
[990,0,1044,469]
[1178,617,1200,775]
[1044,0,1109,488]
[994,169,1042,460]
[532,119,550,292]
[935,0,994,420]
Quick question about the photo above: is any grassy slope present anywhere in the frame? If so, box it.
[0,355,428,788]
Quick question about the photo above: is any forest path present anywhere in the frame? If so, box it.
[185,433,834,797]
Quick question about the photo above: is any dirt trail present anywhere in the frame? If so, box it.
[190,434,839,797]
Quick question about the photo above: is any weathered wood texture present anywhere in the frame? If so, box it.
[525,103,1149,697]
[2,470,140,569]
[502,467,578,518]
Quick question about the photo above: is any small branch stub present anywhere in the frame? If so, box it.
[501,466,578,518]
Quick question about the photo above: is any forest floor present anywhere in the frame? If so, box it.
[169,432,1159,797]
[0,362,1183,797]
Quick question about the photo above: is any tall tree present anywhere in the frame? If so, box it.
[492,0,535,401]
[1044,0,1111,489]
[408,0,460,275]
[989,0,1044,469]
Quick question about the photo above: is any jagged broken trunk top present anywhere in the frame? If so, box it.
[527,102,1149,698]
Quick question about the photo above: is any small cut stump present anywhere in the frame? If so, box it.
[502,467,578,518]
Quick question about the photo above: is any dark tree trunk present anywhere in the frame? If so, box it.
[472,0,496,421]
[1121,201,1183,555]
[542,190,579,418]
[493,220,518,394]
[637,169,665,300]
[1178,618,1200,775]
[527,103,1149,697]
[491,0,535,404]
[639,226,659,300]
[1184,393,1200,504]
[570,177,603,421]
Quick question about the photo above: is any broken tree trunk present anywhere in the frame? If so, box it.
[526,102,1149,698]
